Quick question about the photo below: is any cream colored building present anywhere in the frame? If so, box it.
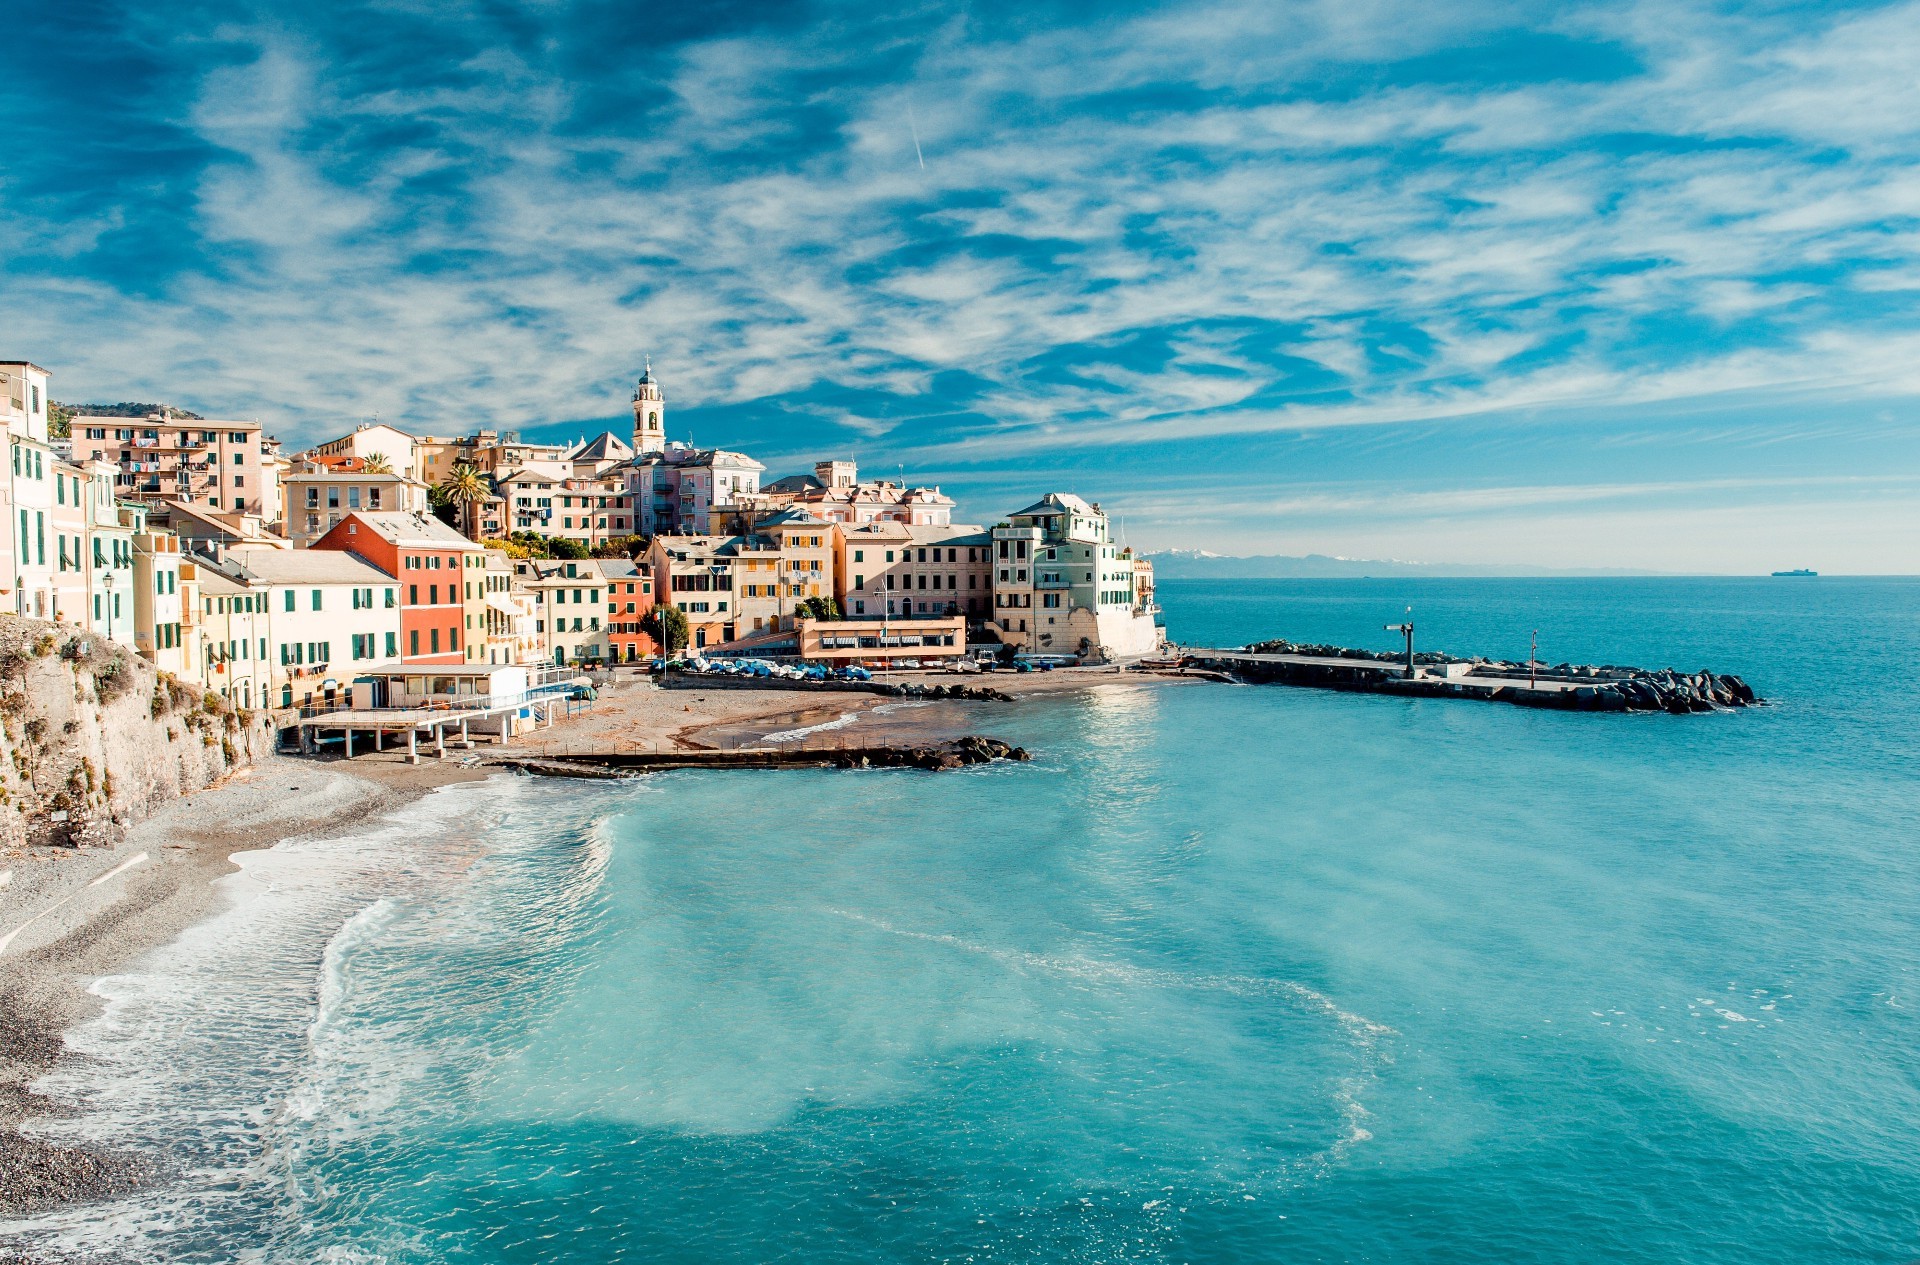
[133,523,187,673]
[514,558,610,665]
[730,509,834,637]
[305,422,421,481]
[282,469,430,547]
[203,547,405,709]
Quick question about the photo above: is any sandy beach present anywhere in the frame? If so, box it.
[0,664,1174,1229]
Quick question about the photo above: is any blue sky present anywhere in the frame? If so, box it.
[6,0,1918,571]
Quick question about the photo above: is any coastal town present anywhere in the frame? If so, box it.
[1,358,1166,719]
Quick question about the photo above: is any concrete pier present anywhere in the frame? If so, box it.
[1175,647,1758,713]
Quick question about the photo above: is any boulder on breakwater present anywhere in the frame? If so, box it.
[835,735,1031,770]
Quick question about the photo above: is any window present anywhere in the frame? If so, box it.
[311,589,322,611]
[409,584,418,605]
[229,432,246,444]
[410,630,420,656]
[430,628,440,654]
[233,452,244,466]
[384,588,396,608]
[385,631,398,658]
[429,584,438,605]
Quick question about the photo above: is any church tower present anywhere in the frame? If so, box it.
[631,359,666,455]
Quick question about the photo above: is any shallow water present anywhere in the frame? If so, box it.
[6,578,1918,1263]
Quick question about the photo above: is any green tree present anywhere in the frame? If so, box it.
[590,534,649,559]
[545,536,589,560]
[794,595,842,621]
[48,402,75,439]
[437,463,490,541]
[362,451,394,475]
[642,604,690,656]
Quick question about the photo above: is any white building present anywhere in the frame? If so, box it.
[305,422,421,481]
[204,547,405,709]
[2,361,56,619]
[995,494,1161,661]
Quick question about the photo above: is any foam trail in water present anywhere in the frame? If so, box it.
[821,906,1397,1182]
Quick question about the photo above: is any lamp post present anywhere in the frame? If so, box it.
[102,570,115,643]
[1384,607,1415,678]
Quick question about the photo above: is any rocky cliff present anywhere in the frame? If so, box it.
[0,617,275,850]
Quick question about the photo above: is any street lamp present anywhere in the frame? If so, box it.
[102,570,116,643]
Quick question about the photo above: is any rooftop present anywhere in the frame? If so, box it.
[211,547,396,586]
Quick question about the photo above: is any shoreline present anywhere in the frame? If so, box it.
[0,666,1178,1227]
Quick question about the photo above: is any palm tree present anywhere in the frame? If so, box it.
[438,463,489,541]
[363,451,394,475]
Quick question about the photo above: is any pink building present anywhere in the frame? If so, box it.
[70,415,279,521]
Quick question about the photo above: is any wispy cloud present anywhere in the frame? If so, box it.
[4,0,1918,569]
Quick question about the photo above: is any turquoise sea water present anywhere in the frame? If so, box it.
[8,578,1919,1263]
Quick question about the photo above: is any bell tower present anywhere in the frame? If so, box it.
[631,359,666,455]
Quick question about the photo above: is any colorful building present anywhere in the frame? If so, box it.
[311,510,471,665]
[598,559,658,663]
[69,415,278,520]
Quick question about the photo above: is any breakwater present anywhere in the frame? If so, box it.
[493,735,1031,779]
[1178,640,1759,713]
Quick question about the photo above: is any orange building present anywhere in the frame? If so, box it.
[600,559,658,662]
[311,510,471,665]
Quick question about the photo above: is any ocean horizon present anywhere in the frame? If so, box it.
[7,576,1917,1263]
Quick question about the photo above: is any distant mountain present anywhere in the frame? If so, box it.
[1143,549,1658,579]
[56,401,205,420]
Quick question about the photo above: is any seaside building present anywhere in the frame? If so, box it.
[835,521,994,624]
[644,535,736,649]
[281,465,431,547]
[3,361,56,619]
[796,615,968,665]
[199,547,404,708]
[728,509,835,638]
[195,566,273,709]
[497,462,633,545]
[48,458,88,626]
[310,510,472,665]
[458,541,491,664]
[598,558,658,663]
[476,550,530,664]
[993,494,1161,660]
[132,520,187,673]
[69,415,277,517]
[515,558,611,665]
[82,462,137,649]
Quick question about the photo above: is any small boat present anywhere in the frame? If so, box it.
[1771,568,1817,577]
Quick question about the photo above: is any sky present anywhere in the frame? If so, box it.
[5,0,1919,572]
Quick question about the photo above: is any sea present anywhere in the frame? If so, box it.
[6,577,1918,1264]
